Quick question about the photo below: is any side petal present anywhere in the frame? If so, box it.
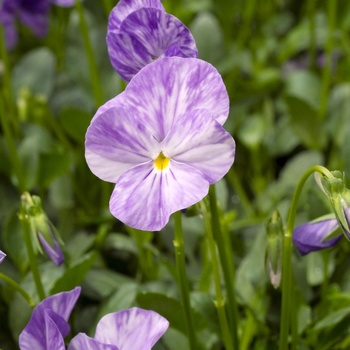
[123,57,229,140]
[68,333,119,350]
[162,109,235,184]
[293,219,341,255]
[108,0,164,32]
[85,106,160,183]
[0,250,6,263]
[110,160,209,231]
[94,308,169,350]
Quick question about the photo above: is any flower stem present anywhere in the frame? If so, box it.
[209,185,240,350]
[200,201,234,350]
[173,211,197,350]
[279,165,334,350]
[0,273,35,307]
[19,200,46,301]
[75,0,104,108]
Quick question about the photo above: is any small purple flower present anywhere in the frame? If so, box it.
[0,250,6,263]
[68,307,169,350]
[38,231,64,266]
[293,218,341,255]
[0,0,75,50]
[106,0,198,81]
[85,57,235,231]
[19,287,81,350]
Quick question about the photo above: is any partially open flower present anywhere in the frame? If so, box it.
[0,250,6,263]
[106,0,198,81]
[19,287,81,350]
[293,217,341,255]
[68,307,169,350]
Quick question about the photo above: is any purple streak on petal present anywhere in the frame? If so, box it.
[108,0,164,32]
[293,219,341,255]
[162,109,235,184]
[68,333,119,350]
[94,308,169,350]
[38,232,64,266]
[119,8,197,60]
[110,160,209,231]
[0,250,6,263]
[50,0,75,7]
[85,106,160,183]
[19,287,81,350]
[123,57,229,140]
[163,43,197,58]
[107,31,152,81]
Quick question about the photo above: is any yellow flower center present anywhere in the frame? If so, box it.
[154,152,170,170]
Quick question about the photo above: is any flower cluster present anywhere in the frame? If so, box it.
[106,0,198,81]
[0,0,75,50]
[19,287,169,350]
[86,0,235,231]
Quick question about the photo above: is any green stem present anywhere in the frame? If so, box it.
[307,0,317,71]
[209,185,240,350]
[75,0,104,108]
[0,273,35,307]
[200,201,234,350]
[19,202,46,301]
[279,165,333,350]
[173,211,197,350]
[319,0,337,120]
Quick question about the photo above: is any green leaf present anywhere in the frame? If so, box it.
[314,306,350,331]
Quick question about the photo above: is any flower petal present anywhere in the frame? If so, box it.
[94,308,169,350]
[50,0,75,7]
[0,250,6,263]
[162,109,235,183]
[42,312,66,350]
[108,0,164,32]
[38,232,64,266]
[68,333,119,350]
[85,106,160,183]
[19,287,81,350]
[122,57,229,140]
[110,160,209,231]
[293,219,341,255]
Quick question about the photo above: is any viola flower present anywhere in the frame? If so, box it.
[0,250,6,263]
[19,287,81,350]
[85,57,235,231]
[68,307,169,350]
[107,0,198,81]
[0,0,75,50]
[293,218,342,255]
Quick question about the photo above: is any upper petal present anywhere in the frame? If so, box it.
[122,57,229,140]
[109,160,209,231]
[68,333,119,350]
[293,219,341,255]
[108,0,164,32]
[85,106,160,183]
[94,308,169,350]
[162,109,235,184]
[19,287,81,350]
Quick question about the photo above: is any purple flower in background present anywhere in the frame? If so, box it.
[107,0,198,81]
[37,230,64,266]
[68,307,169,350]
[0,250,6,263]
[293,218,341,256]
[0,0,75,50]
[19,287,81,350]
[85,57,235,231]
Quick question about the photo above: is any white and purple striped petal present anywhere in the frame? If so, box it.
[110,161,208,231]
[122,57,229,140]
[108,0,164,32]
[0,250,6,263]
[85,106,160,183]
[19,287,81,350]
[293,219,341,255]
[94,308,169,350]
[162,109,235,184]
[68,333,118,350]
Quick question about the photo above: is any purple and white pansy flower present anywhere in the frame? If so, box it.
[19,287,169,350]
[106,0,198,81]
[0,250,6,263]
[68,307,169,350]
[85,57,235,231]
